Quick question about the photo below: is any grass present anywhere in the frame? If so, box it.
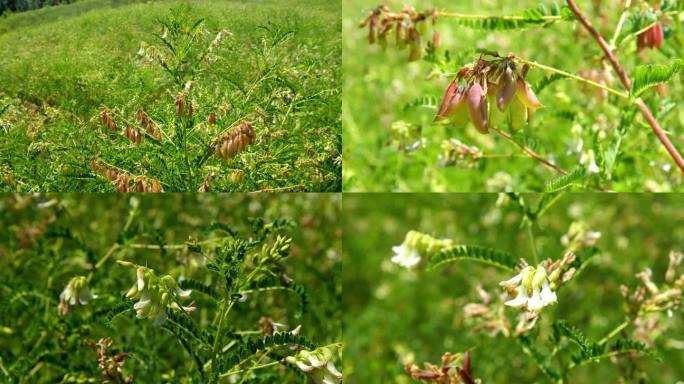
[0,0,341,191]
[343,0,684,192]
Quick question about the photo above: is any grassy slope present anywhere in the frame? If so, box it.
[343,0,684,192]
[0,0,341,191]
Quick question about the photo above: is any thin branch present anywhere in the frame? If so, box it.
[517,58,629,99]
[566,0,684,173]
[491,127,568,175]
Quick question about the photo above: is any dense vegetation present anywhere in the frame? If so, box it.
[344,0,684,192]
[0,193,342,382]
[0,0,341,192]
[343,193,684,382]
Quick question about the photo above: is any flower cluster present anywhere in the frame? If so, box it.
[435,54,543,135]
[213,122,257,161]
[622,250,683,318]
[359,5,437,62]
[285,345,342,384]
[391,230,453,269]
[58,276,96,316]
[438,139,482,168]
[404,351,479,384]
[122,264,194,325]
[390,120,425,153]
[84,338,133,384]
[500,265,558,314]
[560,221,601,252]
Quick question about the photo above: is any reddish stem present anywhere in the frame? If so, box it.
[566,0,684,173]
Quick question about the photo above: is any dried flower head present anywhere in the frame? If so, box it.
[404,351,480,384]
[360,6,435,62]
[435,54,543,135]
[84,338,133,383]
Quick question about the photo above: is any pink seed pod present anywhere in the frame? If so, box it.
[466,83,489,134]
[407,28,421,62]
[497,67,516,111]
[432,31,439,50]
[515,78,544,110]
[188,102,194,119]
[435,81,466,122]
[175,96,184,117]
[652,23,663,49]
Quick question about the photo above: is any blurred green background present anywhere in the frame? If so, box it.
[342,193,684,382]
[343,0,684,192]
[0,193,341,382]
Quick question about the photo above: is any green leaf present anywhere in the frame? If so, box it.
[544,168,589,192]
[428,244,518,271]
[403,96,438,111]
[631,60,683,97]
[452,2,573,31]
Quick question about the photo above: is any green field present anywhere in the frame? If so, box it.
[342,193,684,383]
[0,0,341,192]
[343,0,684,192]
[0,193,342,382]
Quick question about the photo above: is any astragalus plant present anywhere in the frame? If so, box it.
[0,194,342,383]
[347,0,684,192]
[387,193,680,383]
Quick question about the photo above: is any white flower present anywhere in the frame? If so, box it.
[580,150,600,174]
[287,345,342,384]
[58,276,96,316]
[501,264,558,314]
[391,243,421,268]
[540,280,557,306]
[504,286,529,309]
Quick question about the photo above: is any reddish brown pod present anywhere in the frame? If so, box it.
[137,109,162,141]
[213,123,257,161]
[99,109,117,131]
[208,112,217,125]
[637,22,664,51]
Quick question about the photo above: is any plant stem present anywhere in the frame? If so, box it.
[491,127,569,175]
[527,223,539,265]
[516,58,629,99]
[436,11,562,21]
[609,0,633,50]
[566,0,684,173]
[598,319,630,345]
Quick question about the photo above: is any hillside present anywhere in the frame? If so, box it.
[0,0,341,191]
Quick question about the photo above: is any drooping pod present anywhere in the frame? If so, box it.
[208,112,216,125]
[515,78,544,110]
[466,83,489,134]
[497,67,516,110]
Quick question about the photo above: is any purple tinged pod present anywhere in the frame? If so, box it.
[435,81,465,121]
[515,78,544,110]
[407,28,422,62]
[497,67,516,111]
[467,83,489,134]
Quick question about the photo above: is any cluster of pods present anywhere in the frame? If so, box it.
[136,109,162,141]
[213,123,256,161]
[360,5,437,62]
[90,160,163,192]
[435,54,543,134]
[175,92,194,119]
[637,22,664,51]
[99,110,118,131]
